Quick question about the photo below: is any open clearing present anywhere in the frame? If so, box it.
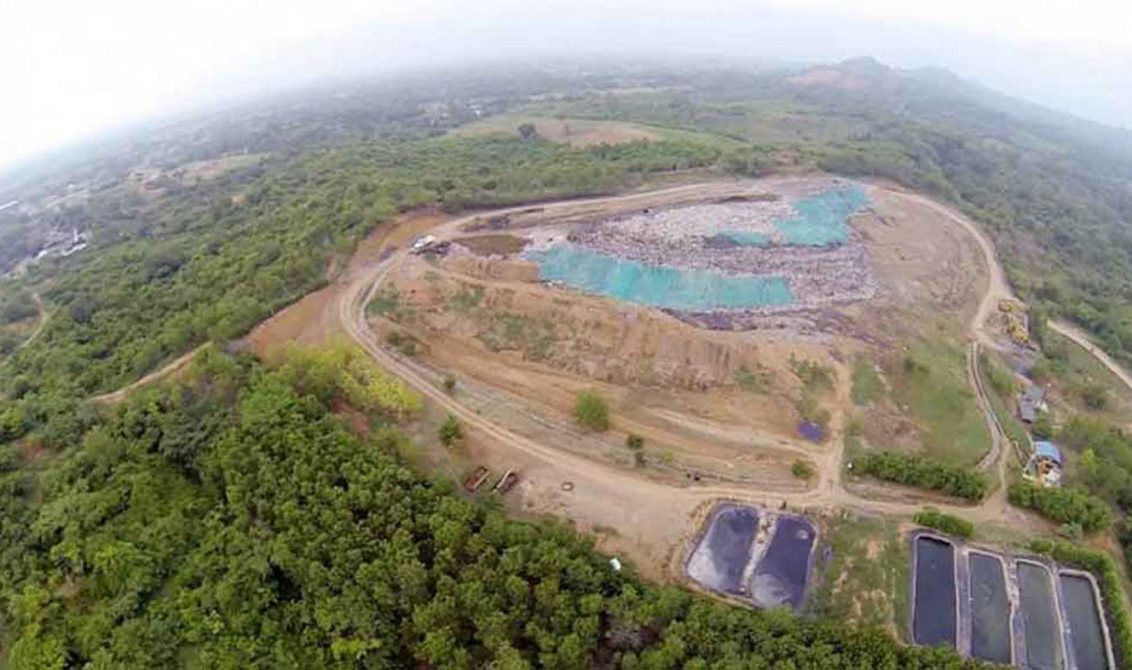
[127,177,1062,586]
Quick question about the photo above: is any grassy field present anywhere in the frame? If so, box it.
[851,356,885,406]
[890,340,990,467]
[1043,329,1132,425]
[808,514,909,640]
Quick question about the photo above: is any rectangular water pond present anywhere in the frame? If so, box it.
[752,516,816,611]
[912,536,957,648]
[1018,561,1064,670]
[525,245,794,310]
[1059,573,1109,670]
[686,504,759,595]
[968,552,1012,664]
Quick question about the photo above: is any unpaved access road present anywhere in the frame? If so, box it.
[1049,319,1132,395]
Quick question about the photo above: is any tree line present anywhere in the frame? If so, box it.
[853,451,987,501]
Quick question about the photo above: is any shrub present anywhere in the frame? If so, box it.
[443,374,457,394]
[1008,482,1112,533]
[439,414,462,446]
[853,451,987,501]
[791,460,814,480]
[850,358,883,406]
[913,509,973,539]
[574,390,610,432]
[1082,383,1109,410]
[1031,414,1054,440]
[734,365,770,393]
[797,392,831,431]
[385,330,418,356]
[790,356,835,393]
[626,433,645,466]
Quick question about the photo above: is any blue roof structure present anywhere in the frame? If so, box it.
[1035,441,1063,465]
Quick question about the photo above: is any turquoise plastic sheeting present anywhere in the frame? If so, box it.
[525,245,794,310]
[774,186,870,246]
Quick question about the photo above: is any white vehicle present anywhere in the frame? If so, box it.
[410,235,437,252]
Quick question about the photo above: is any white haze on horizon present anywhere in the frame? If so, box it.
[1,0,1130,171]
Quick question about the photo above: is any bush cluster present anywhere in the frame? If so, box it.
[912,509,973,539]
[853,451,988,501]
[1008,482,1112,534]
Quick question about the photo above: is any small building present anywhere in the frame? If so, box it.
[1026,440,1063,488]
[1017,384,1047,424]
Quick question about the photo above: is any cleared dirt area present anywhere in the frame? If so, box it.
[245,210,449,359]
[452,115,660,147]
[222,178,1047,580]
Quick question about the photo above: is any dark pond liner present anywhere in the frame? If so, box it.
[752,516,816,611]
[688,504,759,595]
[912,536,957,648]
[968,552,1012,664]
[797,421,824,443]
[1059,573,1109,670]
[1018,561,1064,670]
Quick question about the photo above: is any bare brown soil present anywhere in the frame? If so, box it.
[245,211,449,359]
[453,234,530,255]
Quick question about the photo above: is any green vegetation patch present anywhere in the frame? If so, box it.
[851,357,884,406]
[734,363,772,393]
[1007,482,1112,534]
[913,509,974,539]
[808,515,909,636]
[890,341,989,467]
[853,451,988,501]
[0,349,985,668]
[978,352,1032,451]
[447,283,485,313]
[790,356,836,393]
[477,312,558,361]
[574,389,610,432]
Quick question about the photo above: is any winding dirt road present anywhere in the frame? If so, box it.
[1049,320,1132,395]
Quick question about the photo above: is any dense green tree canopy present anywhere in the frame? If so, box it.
[0,351,986,668]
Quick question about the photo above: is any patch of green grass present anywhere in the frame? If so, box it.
[790,356,835,394]
[477,312,557,361]
[807,515,908,638]
[448,283,485,313]
[367,287,401,316]
[891,340,989,467]
[850,357,884,406]
[1043,329,1132,423]
[979,352,1031,454]
[734,364,772,393]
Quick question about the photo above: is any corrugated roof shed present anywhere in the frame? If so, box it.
[1035,441,1063,465]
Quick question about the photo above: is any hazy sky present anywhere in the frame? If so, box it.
[2,0,1130,171]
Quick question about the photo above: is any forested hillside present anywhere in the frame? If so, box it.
[0,348,982,668]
